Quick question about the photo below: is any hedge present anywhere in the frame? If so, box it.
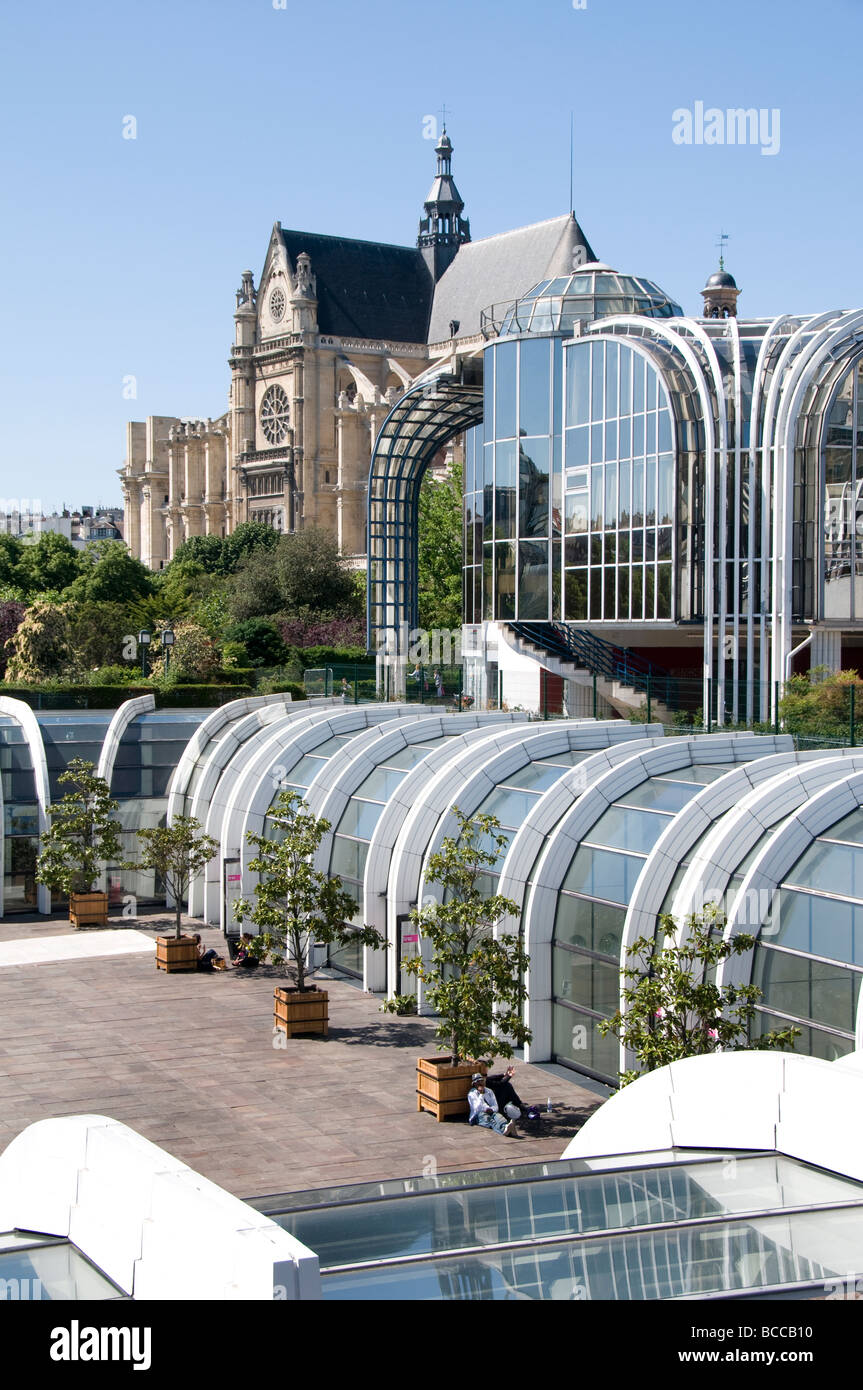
[0,684,257,710]
[292,646,370,669]
[259,682,307,700]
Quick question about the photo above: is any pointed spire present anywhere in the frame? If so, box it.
[418,125,470,282]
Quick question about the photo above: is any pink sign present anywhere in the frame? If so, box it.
[228,874,242,883]
[402,933,418,943]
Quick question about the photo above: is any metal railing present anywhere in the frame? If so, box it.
[509,622,678,708]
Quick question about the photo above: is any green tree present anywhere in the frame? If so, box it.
[0,600,26,678]
[227,547,284,620]
[4,600,75,682]
[67,601,131,672]
[598,906,801,1087]
[64,541,153,606]
[171,534,227,574]
[401,808,531,1066]
[222,520,281,573]
[0,535,24,589]
[17,532,82,595]
[223,618,288,668]
[234,789,385,991]
[133,817,219,939]
[272,528,359,616]
[148,620,221,682]
[779,668,862,740]
[36,759,125,896]
[417,459,463,631]
[150,557,218,619]
[193,584,231,640]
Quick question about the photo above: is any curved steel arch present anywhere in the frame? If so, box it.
[366,359,483,656]
[0,698,52,915]
[718,768,863,1053]
[522,733,772,1064]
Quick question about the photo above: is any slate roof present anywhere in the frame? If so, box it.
[279,229,434,343]
[426,213,597,344]
[277,212,597,346]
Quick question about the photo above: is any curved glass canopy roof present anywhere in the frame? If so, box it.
[486,265,684,338]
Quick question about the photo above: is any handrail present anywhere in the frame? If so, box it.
[508,622,679,709]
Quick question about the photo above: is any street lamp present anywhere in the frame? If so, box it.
[161,626,175,674]
[138,629,151,679]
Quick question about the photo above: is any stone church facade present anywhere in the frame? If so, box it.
[121,129,595,569]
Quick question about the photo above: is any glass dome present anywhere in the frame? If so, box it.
[485,263,684,338]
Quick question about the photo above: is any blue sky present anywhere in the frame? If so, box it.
[1,0,861,508]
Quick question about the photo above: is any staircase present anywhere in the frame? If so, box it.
[505,622,678,723]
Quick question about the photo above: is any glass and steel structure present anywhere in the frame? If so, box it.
[368,255,863,725]
[0,698,207,915]
[0,1231,125,1300]
[258,1149,863,1301]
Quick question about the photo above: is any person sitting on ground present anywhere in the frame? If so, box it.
[193,933,224,972]
[467,1074,517,1136]
[233,932,259,969]
[486,1064,525,1116]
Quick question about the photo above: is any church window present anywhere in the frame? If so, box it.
[260,385,291,444]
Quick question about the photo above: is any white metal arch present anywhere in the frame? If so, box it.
[219,705,433,931]
[389,721,638,1013]
[522,734,772,1063]
[496,729,666,941]
[0,698,51,914]
[747,315,800,721]
[97,695,156,786]
[770,310,863,713]
[672,751,863,930]
[310,711,519,869]
[361,717,532,991]
[585,316,720,718]
[305,711,522,991]
[623,738,796,946]
[416,722,662,916]
[718,768,863,1053]
[187,701,313,918]
[165,693,301,824]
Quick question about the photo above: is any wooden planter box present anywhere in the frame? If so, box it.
[69,891,108,929]
[155,934,199,973]
[417,1056,487,1123]
[274,986,329,1038]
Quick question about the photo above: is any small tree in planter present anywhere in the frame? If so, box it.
[234,789,386,1037]
[134,816,219,972]
[36,758,125,926]
[597,905,801,1087]
[402,808,531,1121]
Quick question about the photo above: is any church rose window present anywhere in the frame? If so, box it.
[269,287,286,322]
[260,385,290,445]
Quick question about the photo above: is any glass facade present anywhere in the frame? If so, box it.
[465,336,564,625]
[564,339,675,622]
[0,707,207,913]
[266,1151,863,1302]
[0,1234,124,1300]
[747,810,863,1059]
[823,358,863,620]
[551,767,711,1079]
[108,712,207,905]
[466,319,697,628]
[0,716,39,912]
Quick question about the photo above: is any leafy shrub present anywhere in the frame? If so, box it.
[278,616,365,650]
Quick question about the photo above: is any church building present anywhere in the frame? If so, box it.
[121,130,595,569]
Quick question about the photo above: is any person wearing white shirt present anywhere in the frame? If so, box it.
[467,1074,517,1136]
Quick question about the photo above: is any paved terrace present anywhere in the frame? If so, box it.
[0,914,605,1200]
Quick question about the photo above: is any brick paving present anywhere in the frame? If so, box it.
[0,911,605,1202]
